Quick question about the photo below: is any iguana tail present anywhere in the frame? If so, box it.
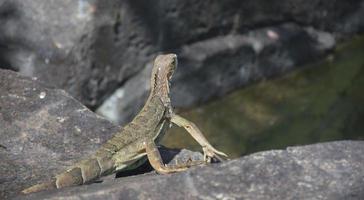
[21,181,56,194]
[21,155,115,194]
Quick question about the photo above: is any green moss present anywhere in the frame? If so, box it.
[162,36,364,158]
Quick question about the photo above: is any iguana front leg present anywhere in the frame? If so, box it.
[144,140,205,174]
[170,114,228,162]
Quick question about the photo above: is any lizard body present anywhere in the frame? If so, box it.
[22,54,227,194]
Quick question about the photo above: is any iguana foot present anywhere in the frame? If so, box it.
[202,146,228,163]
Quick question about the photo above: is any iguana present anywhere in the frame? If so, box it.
[22,54,227,194]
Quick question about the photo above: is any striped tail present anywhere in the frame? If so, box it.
[21,156,115,194]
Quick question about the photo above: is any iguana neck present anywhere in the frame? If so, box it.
[148,78,170,106]
[145,54,177,108]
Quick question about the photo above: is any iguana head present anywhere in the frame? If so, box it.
[150,54,177,98]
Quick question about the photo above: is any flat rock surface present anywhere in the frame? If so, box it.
[17,141,364,200]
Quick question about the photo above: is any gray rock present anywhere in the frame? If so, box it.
[0,0,155,108]
[1,0,363,112]
[96,61,153,124]
[0,69,120,199]
[17,141,364,200]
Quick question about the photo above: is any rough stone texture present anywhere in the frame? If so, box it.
[1,1,364,123]
[16,141,364,200]
[0,69,120,199]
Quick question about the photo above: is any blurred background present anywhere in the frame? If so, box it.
[1,0,363,158]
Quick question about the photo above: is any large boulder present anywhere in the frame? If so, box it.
[0,0,363,124]
[18,141,364,200]
[0,69,119,199]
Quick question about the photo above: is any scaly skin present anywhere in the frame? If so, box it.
[22,54,227,194]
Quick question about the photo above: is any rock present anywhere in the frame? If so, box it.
[16,141,364,200]
[1,0,363,114]
[96,61,153,124]
[0,69,120,199]
[0,0,153,108]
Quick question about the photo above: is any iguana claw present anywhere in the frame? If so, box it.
[203,146,228,162]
